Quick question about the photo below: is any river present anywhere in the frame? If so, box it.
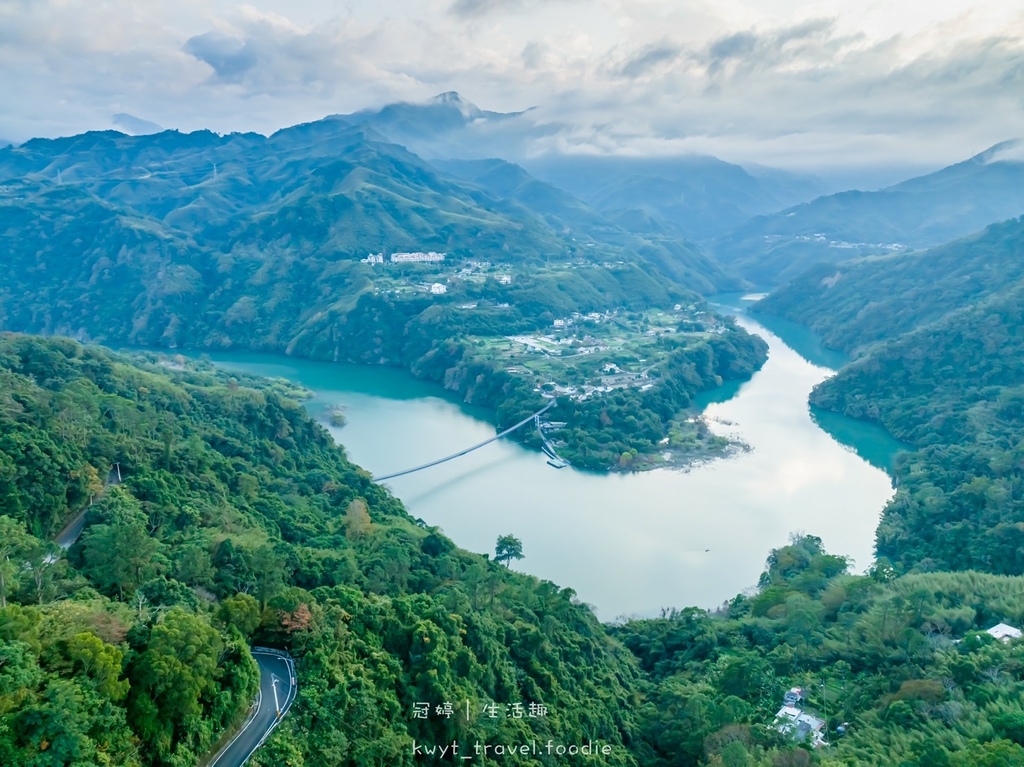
[193,295,902,619]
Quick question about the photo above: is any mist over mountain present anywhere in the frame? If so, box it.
[112,113,165,135]
[713,140,1024,286]
[524,154,825,243]
[337,92,827,241]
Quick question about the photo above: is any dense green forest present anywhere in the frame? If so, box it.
[0,127,768,470]
[0,334,648,766]
[756,217,1024,575]
[614,533,1024,767]
[7,336,1024,765]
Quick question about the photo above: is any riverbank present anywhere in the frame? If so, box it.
[186,302,898,617]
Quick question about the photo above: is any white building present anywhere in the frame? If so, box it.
[987,623,1023,642]
[430,283,448,295]
[497,274,512,285]
[391,251,446,263]
[783,688,807,706]
[361,253,384,264]
[775,705,826,748]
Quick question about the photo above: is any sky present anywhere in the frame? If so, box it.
[1,0,1022,175]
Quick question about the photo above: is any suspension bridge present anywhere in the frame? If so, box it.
[372,399,557,482]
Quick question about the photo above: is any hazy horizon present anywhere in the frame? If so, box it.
[2,0,1022,183]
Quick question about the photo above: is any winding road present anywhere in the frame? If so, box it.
[49,472,298,767]
[209,649,298,767]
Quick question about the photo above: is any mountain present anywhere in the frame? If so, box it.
[522,154,825,243]
[433,157,733,286]
[755,215,1024,353]
[713,140,1024,286]
[335,91,558,163]
[0,122,769,471]
[112,113,165,135]
[338,91,535,159]
[0,121,733,291]
[755,217,1024,574]
[337,92,826,241]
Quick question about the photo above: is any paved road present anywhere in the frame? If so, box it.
[209,649,298,767]
[48,470,298,766]
[52,468,122,550]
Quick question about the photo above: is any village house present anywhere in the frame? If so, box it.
[987,623,1022,642]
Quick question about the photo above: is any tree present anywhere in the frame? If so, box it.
[344,498,373,538]
[0,516,35,608]
[81,492,167,599]
[216,593,261,638]
[66,632,129,701]
[129,608,224,760]
[495,534,524,567]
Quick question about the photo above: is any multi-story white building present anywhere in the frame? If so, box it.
[391,251,446,263]
[430,283,448,294]
[361,253,384,264]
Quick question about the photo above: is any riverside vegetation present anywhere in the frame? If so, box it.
[6,337,1024,766]
[757,216,1024,575]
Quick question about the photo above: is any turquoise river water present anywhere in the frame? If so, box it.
[191,294,904,619]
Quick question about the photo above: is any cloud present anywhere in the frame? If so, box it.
[449,0,514,18]
[983,140,1024,164]
[448,0,564,20]
[0,0,1022,175]
[183,31,258,80]
[617,43,683,79]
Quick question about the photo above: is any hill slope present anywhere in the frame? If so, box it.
[714,141,1024,285]
[755,216,1024,352]
[0,334,648,767]
[338,92,825,241]
[755,218,1024,573]
[0,125,767,471]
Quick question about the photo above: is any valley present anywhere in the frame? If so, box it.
[180,295,899,618]
[3,86,1024,767]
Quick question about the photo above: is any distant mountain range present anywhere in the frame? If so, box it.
[335,92,827,242]
[5,92,1024,306]
[0,118,736,294]
[0,115,749,355]
[712,140,1024,286]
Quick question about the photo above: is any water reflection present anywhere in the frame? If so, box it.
[196,300,898,619]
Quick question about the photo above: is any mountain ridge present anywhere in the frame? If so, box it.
[713,139,1024,285]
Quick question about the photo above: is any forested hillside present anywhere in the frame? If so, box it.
[8,336,1024,766]
[755,217,1024,575]
[0,335,647,766]
[713,142,1024,285]
[0,123,734,292]
[615,534,1024,767]
[755,216,1024,354]
[0,126,767,471]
